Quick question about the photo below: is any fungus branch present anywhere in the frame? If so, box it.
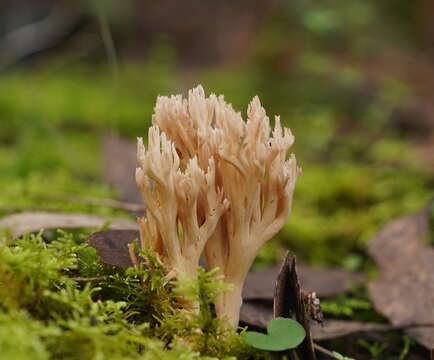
[136,127,228,284]
[204,98,299,327]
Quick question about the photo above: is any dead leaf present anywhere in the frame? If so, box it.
[88,230,140,268]
[0,212,137,240]
[243,263,363,300]
[102,134,142,204]
[368,205,434,349]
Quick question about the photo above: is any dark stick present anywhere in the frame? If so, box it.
[273,252,317,360]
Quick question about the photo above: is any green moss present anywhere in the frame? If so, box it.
[0,311,52,360]
[0,233,263,360]
[0,44,432,357]
[278,162,431,266]
[1,63,431,271]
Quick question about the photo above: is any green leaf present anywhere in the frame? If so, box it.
[242,317,306,351]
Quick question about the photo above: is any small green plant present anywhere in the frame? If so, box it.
[241,317,305,351]
[357,339,387,357]
[332,351,356,360]
[321,296,371,318]
[397,336,413,360]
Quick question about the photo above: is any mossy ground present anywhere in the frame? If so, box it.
[1,61,431,267]
[0,232,262,360]
[0,48,432,358]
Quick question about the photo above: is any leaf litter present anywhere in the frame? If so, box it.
[241,205,434,350]
[239,301,392,342]
[87,230,393,348]
[368,204,434,349]
[244,263,363,300]
[7,200,429,352]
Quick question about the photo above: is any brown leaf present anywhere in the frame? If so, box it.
[243,263,363,300]
[368,205,434,349]
[88,230,140,268]
[0,211,138,240]
[102,134,142,204]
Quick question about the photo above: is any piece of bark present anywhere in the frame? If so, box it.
[273,253,317,360]
[88,230,140,269]
[368,205,434,349]
[244,263,363,300]
[102,134,142,204]
[0,212,137,241]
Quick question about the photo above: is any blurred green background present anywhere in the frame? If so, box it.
[0,0,433,268]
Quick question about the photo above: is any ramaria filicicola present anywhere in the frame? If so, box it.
[136,85,299,328]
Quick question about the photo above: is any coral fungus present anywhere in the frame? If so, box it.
[136,85,299,327]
